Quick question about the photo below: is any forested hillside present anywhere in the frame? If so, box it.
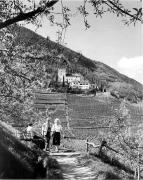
[14,25,143,102]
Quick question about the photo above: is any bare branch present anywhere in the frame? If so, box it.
[107,0,142,22]
[4,65,31,82]
[0,0,59,29]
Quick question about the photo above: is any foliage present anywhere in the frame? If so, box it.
[0,0,142,32]
[0,25,52,126]
[110,82,143,103]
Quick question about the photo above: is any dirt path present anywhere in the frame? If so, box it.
[52,153,96,180]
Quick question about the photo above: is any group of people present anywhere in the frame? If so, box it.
[26,118,63,152]
[41,118,63,152]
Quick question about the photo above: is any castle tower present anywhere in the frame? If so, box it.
[58,68,66,82]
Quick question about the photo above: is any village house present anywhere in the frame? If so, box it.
[70,80,90,90]
[66,73,82,83]
[58,68,91,90]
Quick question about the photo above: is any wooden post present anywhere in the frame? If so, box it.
[137,146,140,180]
[86,138,89,153]
[65,94,69,129]
[15,131,17,137]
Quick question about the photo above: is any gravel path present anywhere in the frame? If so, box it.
[54,154,96,180]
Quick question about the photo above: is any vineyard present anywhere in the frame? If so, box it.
[22,91,143,179]
[34,92,143,144]
[34,91,67,126]
[67,93,119,127]
[66,93,142,140]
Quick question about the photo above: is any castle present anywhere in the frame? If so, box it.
[58,68,90,90]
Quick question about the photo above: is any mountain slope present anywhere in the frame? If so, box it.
[15,25,143,101]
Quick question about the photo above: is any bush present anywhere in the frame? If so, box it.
[68,87,82,94]
[110,91,120,99]
[89,88,97,95]
[127,94,137,103]
[110,82,143,103]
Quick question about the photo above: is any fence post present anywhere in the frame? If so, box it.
[137,146,140,180]
[86,138,89,153]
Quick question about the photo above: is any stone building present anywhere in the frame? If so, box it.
[58,68,90,90]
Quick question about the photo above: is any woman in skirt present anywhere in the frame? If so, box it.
[51,118,63,152]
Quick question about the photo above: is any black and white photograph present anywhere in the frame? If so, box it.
[0,0,142,179]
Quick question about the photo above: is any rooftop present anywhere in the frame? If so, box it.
[66,73,81,77]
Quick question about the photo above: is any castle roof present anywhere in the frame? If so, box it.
[66,73,81,77]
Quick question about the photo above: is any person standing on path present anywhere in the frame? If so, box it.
[42,118,52,151]
[51,118,63,152]
[26,123,35,147]
[26,123,34,138]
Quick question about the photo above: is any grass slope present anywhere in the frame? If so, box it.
[0,121,37,178]
[0,120,63,179]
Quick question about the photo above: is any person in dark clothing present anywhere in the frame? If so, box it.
[42,118,52,151]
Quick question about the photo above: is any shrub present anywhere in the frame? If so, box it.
[110,90,120,99]
[110,82,142,103]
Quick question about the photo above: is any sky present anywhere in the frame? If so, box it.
[25,0,143,84]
